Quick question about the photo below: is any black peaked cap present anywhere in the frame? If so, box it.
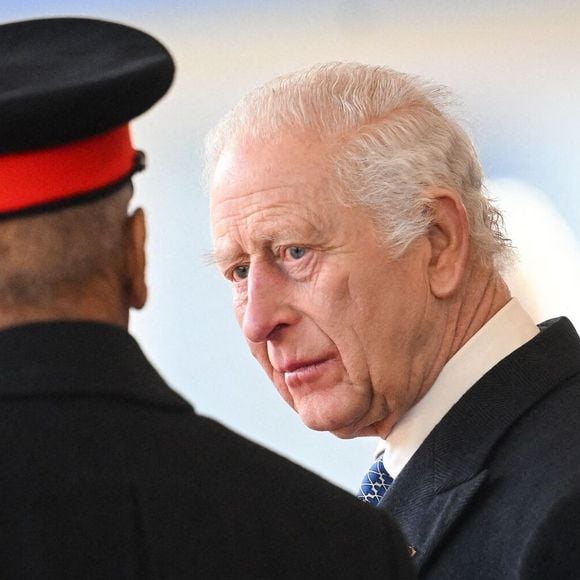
[0,17,175,155]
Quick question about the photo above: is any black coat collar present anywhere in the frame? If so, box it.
[0,320,191,412]
[380,317,580,570]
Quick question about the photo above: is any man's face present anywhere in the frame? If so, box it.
[210,135,436,439]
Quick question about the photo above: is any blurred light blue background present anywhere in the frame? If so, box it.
[3,1,579,491]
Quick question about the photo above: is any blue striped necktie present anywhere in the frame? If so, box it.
[357,455,393,505]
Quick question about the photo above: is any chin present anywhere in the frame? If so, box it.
[330,424,380,439]
[297,405,369,439]
[297,400,390,439]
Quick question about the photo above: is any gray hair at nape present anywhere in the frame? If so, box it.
[0,183,133,306]
[205,61,512,270]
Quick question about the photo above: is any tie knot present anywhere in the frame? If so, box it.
[357,455,393,505]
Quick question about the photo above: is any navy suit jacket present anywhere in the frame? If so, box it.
[0,321,415,579]
[379,317,580,579]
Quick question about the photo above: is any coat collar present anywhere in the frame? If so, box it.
[0,320,191,412]
[380,317,580,571]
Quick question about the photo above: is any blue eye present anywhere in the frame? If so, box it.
[232,265,249,281]
[287,246,307,260]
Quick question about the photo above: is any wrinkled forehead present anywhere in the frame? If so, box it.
[209,134,339,209]
[208,137,369,257]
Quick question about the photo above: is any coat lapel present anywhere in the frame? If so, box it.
[379,317,580,573]
[380,437,488,570]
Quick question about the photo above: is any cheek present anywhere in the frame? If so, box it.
[310,278,371,375]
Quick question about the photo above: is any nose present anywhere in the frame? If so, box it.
[239,262,297,344]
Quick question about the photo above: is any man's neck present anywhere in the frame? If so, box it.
[419,266,512,406]
[0,279,129,331]
[450,268,512,355]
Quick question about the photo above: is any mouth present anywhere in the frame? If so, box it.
[279,358,336,388]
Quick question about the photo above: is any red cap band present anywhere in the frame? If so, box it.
[0,124,136,214]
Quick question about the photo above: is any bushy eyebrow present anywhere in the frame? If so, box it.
[208,217,326,268]
[205,246,247,268]
[202,249,219,267]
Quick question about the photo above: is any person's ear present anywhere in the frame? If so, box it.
[125,207,148,310]
[424,188,470,298]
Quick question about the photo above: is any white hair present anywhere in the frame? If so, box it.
[0,184,132,305]
[206,62,512,268]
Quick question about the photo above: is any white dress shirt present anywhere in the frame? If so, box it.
[375,298,539,479]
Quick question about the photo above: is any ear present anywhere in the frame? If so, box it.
[425,188,470,299]
[125,207,148,310]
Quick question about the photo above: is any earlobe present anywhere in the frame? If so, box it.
[426,188,470,299]
[126,207,148,310]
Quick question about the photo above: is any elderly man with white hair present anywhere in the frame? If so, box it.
[207,62,580,578]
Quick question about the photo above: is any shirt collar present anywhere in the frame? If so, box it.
[377,298,539,478]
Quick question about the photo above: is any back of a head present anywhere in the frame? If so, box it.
[206,62,511,269]
[0,186,132,307]
[0,17,175,321]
